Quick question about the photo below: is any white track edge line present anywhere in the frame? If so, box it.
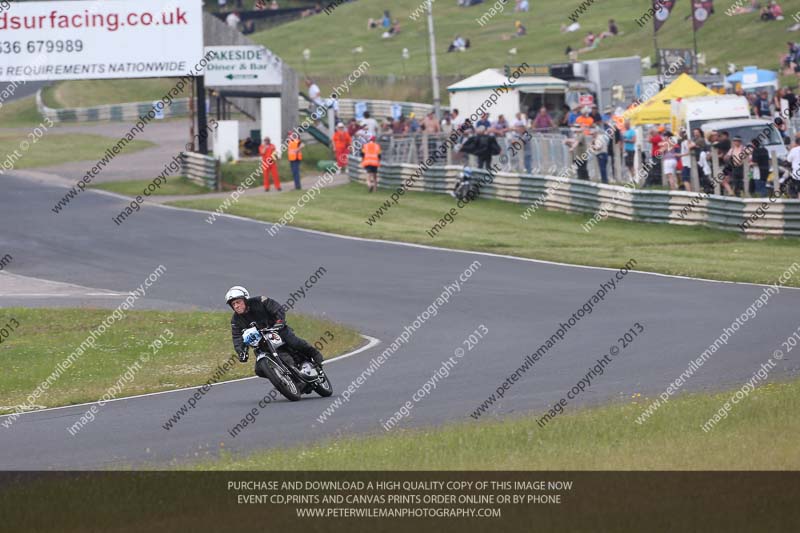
[151,201,800,292]
[0,334,380,420]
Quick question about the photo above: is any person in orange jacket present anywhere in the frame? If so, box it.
[286,132,304,190]
[332,122,352,171]
[258,136,281,191]
[360,136,382,192]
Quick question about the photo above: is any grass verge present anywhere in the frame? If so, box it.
[170,182,800,288]
[40,79,179,109]
[92,177,210,196]
[0,133,153,169]
[194,378,800,470]
[0,308,361,414]
[0,95,46,128]
[220,143,333,189]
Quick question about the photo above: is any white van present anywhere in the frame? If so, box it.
[701,118,787,159]
[670,95,750,134]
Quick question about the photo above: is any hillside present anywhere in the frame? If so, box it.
[39,0,800,106]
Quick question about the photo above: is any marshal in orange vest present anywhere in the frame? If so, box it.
[361,141,381,167]
[287,138,303,161]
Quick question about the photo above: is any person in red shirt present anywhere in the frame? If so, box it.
[649,127,664,158]
[258,136,281,192]
[332,122,352,170]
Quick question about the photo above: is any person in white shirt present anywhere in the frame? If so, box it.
[786,135,800,198]
[226,11,240,28]
[678,131,693,192]
[360,111,379,138]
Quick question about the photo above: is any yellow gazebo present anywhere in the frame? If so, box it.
[624,74,715,126]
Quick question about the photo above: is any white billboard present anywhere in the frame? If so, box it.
[0,0,204,81]
[204,46,283,87]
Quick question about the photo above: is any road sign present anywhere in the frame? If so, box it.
[204,45,282,87]
[579,94,594,107]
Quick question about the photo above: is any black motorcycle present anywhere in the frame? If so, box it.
[242,322,333,402]
[451,166,481,201]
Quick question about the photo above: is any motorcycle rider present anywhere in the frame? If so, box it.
[225,286,323,378]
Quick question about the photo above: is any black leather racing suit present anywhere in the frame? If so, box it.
[231,296,324,373]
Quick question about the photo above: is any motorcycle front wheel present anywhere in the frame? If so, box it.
[257,357,302,402]
[312,367,333,397]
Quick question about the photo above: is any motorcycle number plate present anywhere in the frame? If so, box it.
[268,332,284,347]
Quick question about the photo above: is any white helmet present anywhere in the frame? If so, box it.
[225,286,249,306]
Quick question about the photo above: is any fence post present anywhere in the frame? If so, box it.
[742,159,750,198]
[711,150,721,196]
[215,158,222,191]
[690,154,700,192]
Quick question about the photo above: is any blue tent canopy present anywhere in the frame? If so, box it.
[726,66,778,89]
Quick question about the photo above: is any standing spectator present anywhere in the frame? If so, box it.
[649,127,664,159]
[786,134,800,198]
[575,108,594,135]
[772,87,785,115]
[218,0,228,11]
[440,112,454,134]
[565,132,590,180]
[511,121,532,173]
[623,120,637,180]
[690,128,708,189]
[392,116,408,134]
[660,134,679,190]
[286,132,304,190]
[725,135,747,196]
[591,129,611,183]
[460,126,501,170]
[259,137,281,192]
[476,112,492,130]
[361,136,382,192]
[532,107,554,131]
[589,105,603,124]
[754,90,772,118]
[678,130,693,192]
[306,78,322,117]
[558,104,572,128]
[515,0,530,12]
[751,138,770,197]
[347,117,362,138]
[492,114,509,135]
[382,10,391,29]
[604,112,621,179]
[422,111,441,133]
[332,123,353,171]
[451,109,463,130]
[646,127,664,186]
[360,111,379,138]
[226,11,241,28]
[784,87,797,118]
[408,112,421,133]
[714,131,735,195]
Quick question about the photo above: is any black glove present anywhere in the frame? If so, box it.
[238,350,249,363]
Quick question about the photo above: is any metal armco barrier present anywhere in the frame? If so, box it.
[347,160,800,237]
[37,91,191,123]
[181,152,220,191]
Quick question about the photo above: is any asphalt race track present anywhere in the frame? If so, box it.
[1,172,798,470]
